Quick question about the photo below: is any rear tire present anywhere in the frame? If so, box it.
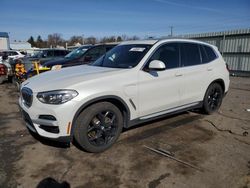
[202,83,223,114]
[74,102,123,153]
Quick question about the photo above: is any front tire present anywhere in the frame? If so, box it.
[203,83,223,114]
[74,102,123,153]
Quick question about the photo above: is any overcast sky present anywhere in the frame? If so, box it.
[1,0,250,41]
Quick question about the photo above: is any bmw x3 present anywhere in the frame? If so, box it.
[19,39,230,152]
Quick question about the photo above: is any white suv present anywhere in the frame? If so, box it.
[19,39,230,152]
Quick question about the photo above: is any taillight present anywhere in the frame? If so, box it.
[0,64,7,75]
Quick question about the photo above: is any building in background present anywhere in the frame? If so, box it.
[184,28,250,74]
[10,42,34,54]
[0,32,10,50]
[10,41,38,55]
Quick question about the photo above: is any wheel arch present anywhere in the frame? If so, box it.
[203,78,226,102]
[209,79,225,93]
[70,95,131,138]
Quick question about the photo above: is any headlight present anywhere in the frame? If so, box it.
[37,90,78,104]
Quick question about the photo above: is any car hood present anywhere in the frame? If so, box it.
[43,58,70,67]
[22,65,125,92]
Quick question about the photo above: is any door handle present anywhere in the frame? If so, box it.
[175,73,183,77]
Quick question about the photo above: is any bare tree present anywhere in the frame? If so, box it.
[47,33,64,48]
[120,34,140,41]
[100,36,116,43]
[68,36,84,46]
[121,34,129,41]
[129,35,140,40]
[84,37,97,45]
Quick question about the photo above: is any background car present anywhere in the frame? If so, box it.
[43,43,118,69]
[0,63,8,84]
[26,48,70,65]
[0,50,25,60]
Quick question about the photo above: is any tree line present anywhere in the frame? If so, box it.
[27,33,140,48]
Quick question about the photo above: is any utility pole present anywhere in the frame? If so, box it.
[170,26,173,37]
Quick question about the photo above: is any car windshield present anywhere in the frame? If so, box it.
[65,47,89,59]
[91,44,152,68]
[31,50,43,58]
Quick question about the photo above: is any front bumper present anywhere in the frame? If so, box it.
[20,107,72,143]
[19,95,77,142]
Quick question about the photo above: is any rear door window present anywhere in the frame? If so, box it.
[180,43,201,67]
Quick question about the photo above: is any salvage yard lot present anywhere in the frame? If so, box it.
[0,77,250,188]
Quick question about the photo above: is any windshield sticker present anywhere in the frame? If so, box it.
[129,47,145,52]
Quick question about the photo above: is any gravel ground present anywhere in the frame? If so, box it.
[0,77,249,188]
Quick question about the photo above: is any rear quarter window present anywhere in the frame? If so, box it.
[200,45,217,63]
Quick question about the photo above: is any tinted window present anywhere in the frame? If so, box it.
[199,45,209,63]
[199,45,217,63]
[65,47,88,59]
[46,51,54,57]
[149,43,180,69]
[54,50,66,56]
[85,46,106,61]
[180,43,201,66]
[204,45,217,62]
[11,51,18,56]
[105,45,115,52]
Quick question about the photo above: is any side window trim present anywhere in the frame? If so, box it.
[198,44,203,64]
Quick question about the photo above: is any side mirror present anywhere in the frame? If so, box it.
[148,60,166,71]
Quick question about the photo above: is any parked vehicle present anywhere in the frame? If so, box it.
[42,44,117,69]
[19,39,230,153]
[14,48,70,81]
[24,48,70,66]
[0,54,14,82]
[0,63,8,84]
[0,50,25,60]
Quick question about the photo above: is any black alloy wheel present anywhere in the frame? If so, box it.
[203,83,223,114]
[74,102,123,153]
[87,110,118,147]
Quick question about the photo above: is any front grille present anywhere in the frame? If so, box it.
[21,87,33,107]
